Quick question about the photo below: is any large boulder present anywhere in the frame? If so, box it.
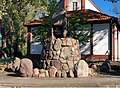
[38,69,46,78]
[60,47,72,59]
[45,70,49,77]
[56,70,62,77]
[61,70,67,78]
[68,70,74,78]
[89,64,98,72]
[33,68,39,77]
[12,57,21,72]
[19,58,33,77]
[54,38,62,51]
[66,38,73,46]
[100,59,111,72]
[75,60,89,77]
[51,60,62,70]
[49,66,57,77]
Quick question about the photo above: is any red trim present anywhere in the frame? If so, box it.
[27,29,31,57]
[64,0,68,11]
[81,55,109,61]
[81,0,85,10]
[24,19,43,27]
[112,24,116,61]
[67,9,113,22]
[112,29,115,61]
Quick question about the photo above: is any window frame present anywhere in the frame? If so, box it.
[73,2,78,11]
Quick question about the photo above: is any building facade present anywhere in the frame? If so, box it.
[54,0,120,61]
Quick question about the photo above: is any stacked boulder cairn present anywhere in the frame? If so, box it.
[12,58,33,77]
[44,38,81,78]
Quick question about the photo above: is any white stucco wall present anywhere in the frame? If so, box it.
[67,0,100,12]
[80,41,91,55]
[80,23,110,55]
[113,25,120,61]
[85,0,100,12]
[80,24,91,55]
[68,0,81,11]
[93,23,110,55]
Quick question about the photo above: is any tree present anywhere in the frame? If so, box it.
[42,0,57,27]
[68,13,90,44]
[26,0,58,43]
[37,0,57,42]
[0,0,48,57]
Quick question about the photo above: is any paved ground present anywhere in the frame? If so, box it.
[0,72,120,88]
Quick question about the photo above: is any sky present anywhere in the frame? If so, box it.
[92,0,120,18]
[57,0,120,18]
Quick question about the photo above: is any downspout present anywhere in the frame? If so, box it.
[112,24,115,61]
[27,27,31,57]
[90,23,93,60]
[109,19,113,61]
[81,0,85,10]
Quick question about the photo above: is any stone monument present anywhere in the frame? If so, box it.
[41,26,81,77]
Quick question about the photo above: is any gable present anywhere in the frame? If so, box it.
[67,9,113,22]
[85,0,102,12]
[58,0,102,12]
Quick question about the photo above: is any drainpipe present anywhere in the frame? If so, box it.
[90,24,93,60]
[109,19,113,61]
[81,0,85,10]
[27,27,31,57]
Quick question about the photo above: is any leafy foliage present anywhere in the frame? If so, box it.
[30,0,57,43]
[42,0,57,27]
[31,26,48,43]
[0,0,90,57]
[0,0,48,56]
[68,13,90,44]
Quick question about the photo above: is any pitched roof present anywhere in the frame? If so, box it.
[67,9,116,22]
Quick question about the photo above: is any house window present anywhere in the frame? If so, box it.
[73,2,77,11]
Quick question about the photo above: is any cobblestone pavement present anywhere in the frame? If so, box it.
[0,72,120,88]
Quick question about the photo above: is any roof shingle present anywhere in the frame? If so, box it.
[67,9,115,22]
